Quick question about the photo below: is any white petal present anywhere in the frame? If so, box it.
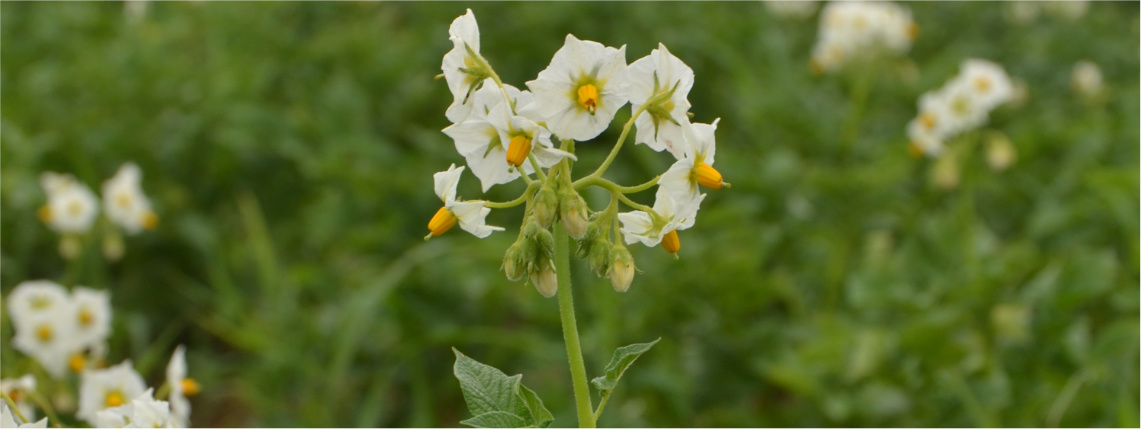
[617,211,659,247]
[449,201,504,238]
[432,164,464,204]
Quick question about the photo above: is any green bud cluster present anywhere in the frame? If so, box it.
[503,220,559,297]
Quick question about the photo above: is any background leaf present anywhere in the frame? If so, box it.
[591,338,661,392]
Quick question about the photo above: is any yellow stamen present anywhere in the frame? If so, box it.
[919,112,937,130]
[907,141,925,159]
[36,325,53,342]
[38,206,53,223]
[116,192,132,209]
[693,162,724,190]
[505,135,532,168]
[427,207,458,237]
[67,200,84,216]
[105,391,124,408]
[908,22,920,40]
[181,378,201,396]
[141,210,159,230]
[7,389,21,403]
[577,84,599,114]
[70,353,86,372]
[660,230,681,254]
[975,76,991,93]
[79,307,95,326]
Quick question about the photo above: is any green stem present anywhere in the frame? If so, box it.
[26,390,61,426]
[592,390,612,422]
[841,65,877,157]
[483,182,539,209]
[2,393,29,424]
[617,193,654,214]
[574,175,661,194]
[554,223,595,428]
[578,105,648,184]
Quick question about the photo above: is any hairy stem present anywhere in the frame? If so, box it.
[555,223,595,428]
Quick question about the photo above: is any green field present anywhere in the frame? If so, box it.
[2,2,1138,427]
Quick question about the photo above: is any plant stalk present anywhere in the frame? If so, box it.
[554,223,595,428]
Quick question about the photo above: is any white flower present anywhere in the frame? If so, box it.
[38,172,99,234]
[92,390,175,428]
[628,43,695,158]
[102,163,158,234]
[427,164,504,238]
[1,403,47,428]
[70,287,112,358]
[618,190,705,254]
[656,120,726,205]
[443,80,573,191]
[6,281,69,330]
[77,361,147,425]
[906,115,944,158]
[1071,60,1103,96]
[165,345,196,428]
[526,34,630,141]
[442,9,488,124]
[957,59,1013,112]
[810,2,916,73]
[12,310,76,379]
[0,376,37,424]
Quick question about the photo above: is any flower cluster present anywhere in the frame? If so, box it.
[906,59,1015,157]
[4,282,198,427]
[430,9,728,295]
[38,163,158,260]
[809,1,917,73]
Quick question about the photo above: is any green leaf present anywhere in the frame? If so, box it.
[517,384,554,428]
[461,411,529,428]
[452,348,553,428]
[590,338,661,392]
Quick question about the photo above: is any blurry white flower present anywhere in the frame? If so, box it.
[0,403,47,428]
[123,0,148,23]
[427,164,504,238]
[165,345,198,428]
[38,172,99,234]
[628,43,695,158]
[11,310,77,379]
[986,132,1017,171]
[1043,1,1088,21]
[1006,1,1040,25]
[103,163,158,235]
[6,281,69,329]
[957,59,1014,111]
[657,120,727,205]
[526,34,630,141]
[618,190,705,254]
[0,376,37,423]
[764,1,819,20]
[442,9,489,123]
[1071,60,1103,97]
[70,287,112,358]
[810,1,916,73]
[92,389,175,428]
[77,361,147,425]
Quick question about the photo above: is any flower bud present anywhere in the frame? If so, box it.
[609,246,635,292]
[530,266,558,298]
[559,190,589,240]
[59,235,81,260]
[502,239,531,282]
[985,133,1017,172]
[587,238,613,278]
[533,226,555,262]
[533,184,559,228]
[102,231,125,262]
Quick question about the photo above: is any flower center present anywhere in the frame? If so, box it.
[67,199,85,216]
[105,391,124,408]
[919,112,937,130]
[38,206,53,223]
[79,307,95,326]
[70,353,87,372]
[506,135,532,168]
[577,84,599,114]
[975,76,991,93]
[116,191,133,209]
[141,210,159,230]
[30,295,53,309]
[427,207,458,237]
[181,378,201,396]
[36,324,53,342]
[692,162,724,190]
[660,230,681,254]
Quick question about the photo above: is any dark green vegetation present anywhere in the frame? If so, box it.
[2,2,1137,427]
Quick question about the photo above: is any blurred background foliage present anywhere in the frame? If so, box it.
[1,2,1138,427]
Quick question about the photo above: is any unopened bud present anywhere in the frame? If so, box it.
[530,266,558,298]
[502,239,531,282]
[534,226,555,262]
[59,235,82,260]
[534,184,559,228]
[930,153,960,190]
[102,232,125,262]
[609,246,635,292]
[587,238,613,278]
[986,133,1017,171]
[559,191,589,240]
